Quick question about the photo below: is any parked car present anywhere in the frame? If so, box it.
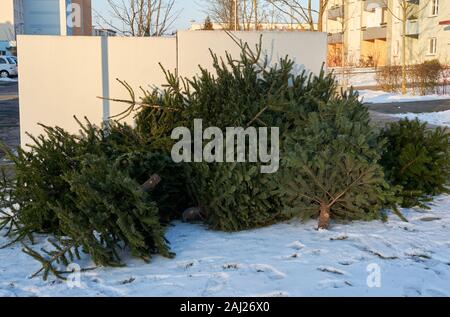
[0,56,18,78]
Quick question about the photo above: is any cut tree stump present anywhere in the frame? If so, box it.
[140,174,161,192]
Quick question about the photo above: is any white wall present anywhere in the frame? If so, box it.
[177,31,327,79]
[18,31,326,147]
[18,35,177,146]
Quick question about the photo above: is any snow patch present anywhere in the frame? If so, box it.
[287,241,306,250]
[390,110,450,127]
[317,266,348,276]
[249,264,286,280]
[1,196,450,296]
[358,89,450,104]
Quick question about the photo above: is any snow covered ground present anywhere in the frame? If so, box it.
[358,89,450,104]
[332,68,378,87]
[1,195,450,297]
[390,110,450,128]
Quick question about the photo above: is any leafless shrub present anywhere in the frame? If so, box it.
[376,60,445,95]
[439,64,450,95]
[410,60,442,95]
[376,65,402,92]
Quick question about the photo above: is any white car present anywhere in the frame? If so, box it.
[0,56,18,78]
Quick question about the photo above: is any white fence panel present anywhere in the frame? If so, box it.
[18,31,326,147]
[177,31,327,79]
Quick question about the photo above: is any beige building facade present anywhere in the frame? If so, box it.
[324,0,450,67]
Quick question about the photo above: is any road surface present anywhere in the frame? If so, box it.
[0,82,19,161]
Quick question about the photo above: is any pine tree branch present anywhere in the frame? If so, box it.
[246,106,269,128]
[328,169,370,208]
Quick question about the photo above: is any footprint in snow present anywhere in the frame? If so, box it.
[249,264,286,280]
[403,286,422,297]
[250,291,290,297]
[222,263,241,270]
[119,277,135,285]
[317,279,353,290]
[305,249,324,256]
[275,253,301,260]
[0,289,17,297]
[338,260,355,266]
[202,272,229,295]
[425,288,447,297]
[353,237,399,260]
[144,274,170,281]
[329,234,349,241]
[176,260,199,270]
[405,248,432,262]
[317,266,348,276]
[288,241,305,250]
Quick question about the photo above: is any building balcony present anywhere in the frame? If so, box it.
[328,32,343,44]
[362,25,387,41]
[364,0,387,12]
[406,20,419,38]
[328,5,344,20]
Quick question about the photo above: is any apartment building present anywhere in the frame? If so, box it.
[324,0,450,67]
[0,0,92,55]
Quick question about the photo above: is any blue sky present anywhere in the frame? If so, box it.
[92,0,209,32]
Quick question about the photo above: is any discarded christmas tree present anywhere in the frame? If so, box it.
[179,48,290,231]
[379,118,450,208]
[146,35,398,230]
[0,118,182,279]
[279,86,397,229]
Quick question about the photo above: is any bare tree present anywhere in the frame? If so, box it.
[203,0,236,29]
[204,0,267,30]
[95,0,180,36]
[382,0,431,94]
[243,0,261,30]
[268,0,329,32]
[317,0,330,32]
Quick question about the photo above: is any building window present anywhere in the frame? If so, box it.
[431,0,439,16]
[429,37,437,55]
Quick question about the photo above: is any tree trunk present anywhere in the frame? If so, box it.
[318,203,331,230]
[401,7,407,95]
[308,0,315,31]
[141,174,161,192]
[340,0,346,89]
[253,0,258,30]
[318,0,324,32]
